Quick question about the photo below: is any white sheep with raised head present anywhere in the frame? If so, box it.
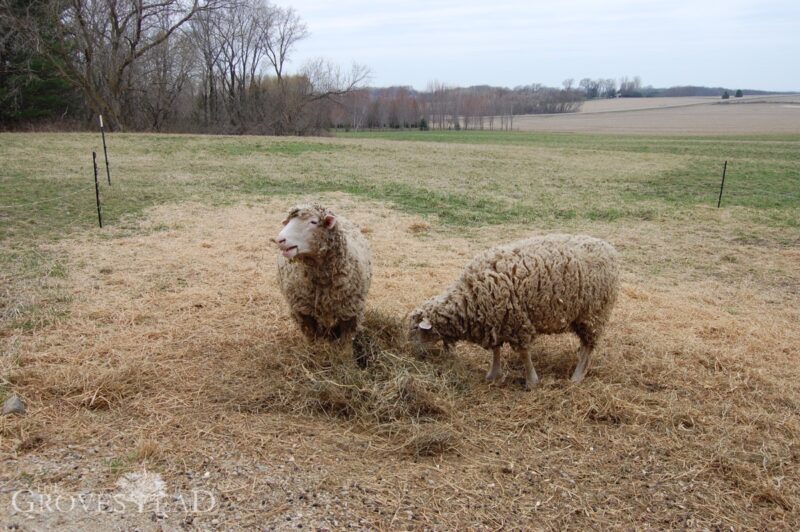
[274,203,372,360]
[408,234,619,389]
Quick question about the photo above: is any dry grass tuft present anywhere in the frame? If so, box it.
[408,221,431,235]
[135,437,161,462]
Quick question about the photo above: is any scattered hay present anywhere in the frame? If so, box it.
[400,423,460,457]
[16,434,45,453]
[268,310,459,441]
[2,200,799,528]
[12,358,157,411]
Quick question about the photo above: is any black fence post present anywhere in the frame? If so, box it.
[717,160,728,208]
[93,151,103,227]
[100,115,111,185]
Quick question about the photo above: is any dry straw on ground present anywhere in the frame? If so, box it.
[1,196,799,528]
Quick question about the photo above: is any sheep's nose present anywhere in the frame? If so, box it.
[277,237,286,244]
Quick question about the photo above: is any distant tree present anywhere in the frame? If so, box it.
[619,76,643,97]
[579,78,599,99]
[735,89,743,98]
[602,78,617,98]
[289,59,370,134]
[340,88,369,130]
[722,91,730,100]
[366,99,382,129]
[419,116,428,130]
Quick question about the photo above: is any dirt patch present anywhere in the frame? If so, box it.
[2,197,799,529]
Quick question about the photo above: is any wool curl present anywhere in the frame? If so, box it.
[277,203,372,342]
[409,235,619,382]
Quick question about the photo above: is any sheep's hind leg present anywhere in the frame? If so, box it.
[571,324,596,383]
[515,346,539,391]
[485,348,503,382]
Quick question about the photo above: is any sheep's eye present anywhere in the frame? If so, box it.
[310,220,318,225]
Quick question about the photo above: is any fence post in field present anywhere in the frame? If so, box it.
[717,160,728,208]
[93,151,103,228]
[100,115,111,185]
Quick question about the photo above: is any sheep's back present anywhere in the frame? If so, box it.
[460,235,618,337]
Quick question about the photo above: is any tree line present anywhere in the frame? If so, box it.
[0,0,589,134]
[2,2,767,134]
[0,0,369,133]
[330,82,586,131]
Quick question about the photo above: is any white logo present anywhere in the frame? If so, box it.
[11,469,216,514]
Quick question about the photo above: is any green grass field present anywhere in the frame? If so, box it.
[2,131,797,237]
[1,130,798,324]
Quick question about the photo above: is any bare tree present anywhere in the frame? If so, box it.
[579,78,600,98]
[209,0,275,129]
[263,5,306,81]
[133,12,197,130]
[275,58,369,134]
[183,0,365,134]
[187,6,224,127]
[339,88,369,130]
[601,78,617,98]
[5,0,227,130]
[619,76,642,96]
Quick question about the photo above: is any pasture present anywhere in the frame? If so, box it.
[1,131,799,528]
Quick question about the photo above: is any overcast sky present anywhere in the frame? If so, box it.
[284,0,799,91]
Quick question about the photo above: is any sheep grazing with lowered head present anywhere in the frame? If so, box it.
[408,234,619,390]
[274,203,372,361]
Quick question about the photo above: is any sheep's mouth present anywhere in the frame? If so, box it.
[281,246,298,259]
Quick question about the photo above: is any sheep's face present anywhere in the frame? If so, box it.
[407,309,440,353]
[275,205,336,260]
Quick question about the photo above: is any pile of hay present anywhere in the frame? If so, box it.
[243,310,466,457]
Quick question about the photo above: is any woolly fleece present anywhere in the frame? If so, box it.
[277,204,372,342]
[409,234,619,384]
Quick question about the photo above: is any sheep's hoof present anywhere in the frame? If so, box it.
[524,376,539,391]
[570,372,586,384]
[485,370,503,382]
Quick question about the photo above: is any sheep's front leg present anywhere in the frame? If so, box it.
[442,339,454,356]
[485,347,503,382]
[571,324,595,384]
[571,344,592,383]
[515,346,539,390]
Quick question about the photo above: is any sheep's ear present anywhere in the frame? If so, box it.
[323,214,337,229]
[418,319,432,331]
